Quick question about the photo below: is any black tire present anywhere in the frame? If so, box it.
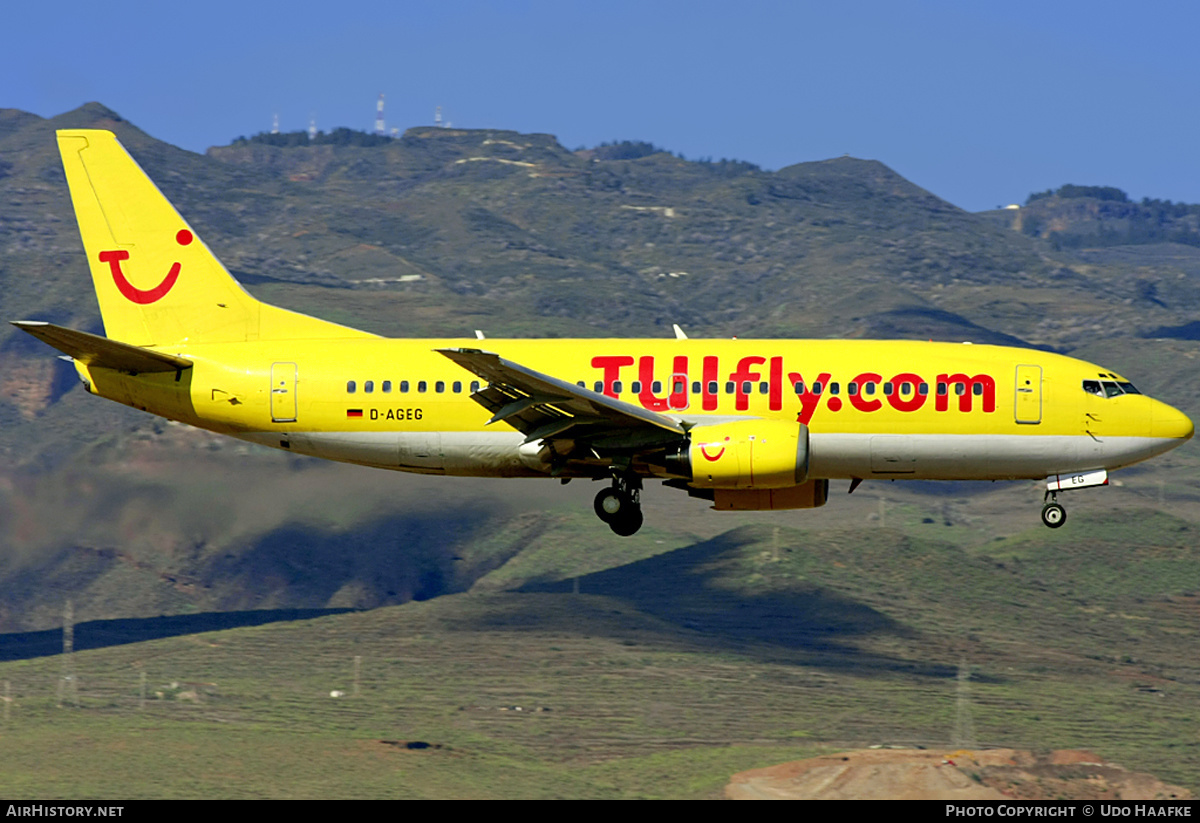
[1041,502,1066,529]
[609,506,644,537]
[594,488,623,523]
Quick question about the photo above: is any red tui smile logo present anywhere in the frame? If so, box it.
[99,229,192,304]
[699,437,730,461]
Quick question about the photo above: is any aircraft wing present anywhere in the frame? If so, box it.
[437,348,685,448]
[12,321,193,373]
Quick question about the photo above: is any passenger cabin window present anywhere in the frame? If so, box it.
[435,381,445,393]
[364,380,374,393]
[631,381,642,393]
[347,380,356,393]
[653,381,664,394]
[707,381,718,394]
[812,381,823,394]
[594,381,603,392]
[829,383,840,395]
[794,381,805,394]
[725,382,735,394]
[453,381,462,393]
[471,381,481,392]
[759,382,769,394]
[382,381,392,393]
[418,381,427,393]
[692,381,702,394]
[400,380,409,393]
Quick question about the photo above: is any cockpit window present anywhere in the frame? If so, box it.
[1084,378,1142,398]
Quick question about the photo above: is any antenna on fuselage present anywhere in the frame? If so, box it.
[475,330,485,340]
[672,324,688,340]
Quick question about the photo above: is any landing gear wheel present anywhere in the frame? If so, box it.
[594,488,624,523]
[608,505,644,537]
[1041,501,1066,529]
[595,472,644,535]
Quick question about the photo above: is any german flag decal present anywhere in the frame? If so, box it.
[346,409,363,418]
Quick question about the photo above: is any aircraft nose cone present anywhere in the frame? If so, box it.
[1153,401,1195,441]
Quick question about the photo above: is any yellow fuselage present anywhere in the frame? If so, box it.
[79,337,1194,482]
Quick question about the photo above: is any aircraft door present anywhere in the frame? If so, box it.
[271,362,298,423]
[1014,365,1041,424]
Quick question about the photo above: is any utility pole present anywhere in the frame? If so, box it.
[59,600,77,708]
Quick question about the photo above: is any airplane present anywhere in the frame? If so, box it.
[13,130,1195,536]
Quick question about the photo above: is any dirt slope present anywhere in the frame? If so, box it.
[727,748,1193,800]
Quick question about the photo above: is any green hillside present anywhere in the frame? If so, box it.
[1016,184,1200,250]
[2,512,1199,797]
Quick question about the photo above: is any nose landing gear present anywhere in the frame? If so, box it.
[1041,491,1066,529]
[1039,469,1109,529]
[594,474,644,536]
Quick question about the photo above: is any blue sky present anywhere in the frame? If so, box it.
[5,0,1197,211]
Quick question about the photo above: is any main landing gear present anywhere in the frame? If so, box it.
[1041,491,1066,529]
[594,474,644,536]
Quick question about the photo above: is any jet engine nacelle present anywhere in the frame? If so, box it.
[688,419,809,489]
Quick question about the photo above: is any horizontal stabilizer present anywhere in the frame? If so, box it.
[11,321,192,373]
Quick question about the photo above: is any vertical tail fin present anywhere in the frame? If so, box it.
[57,129,372,346]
